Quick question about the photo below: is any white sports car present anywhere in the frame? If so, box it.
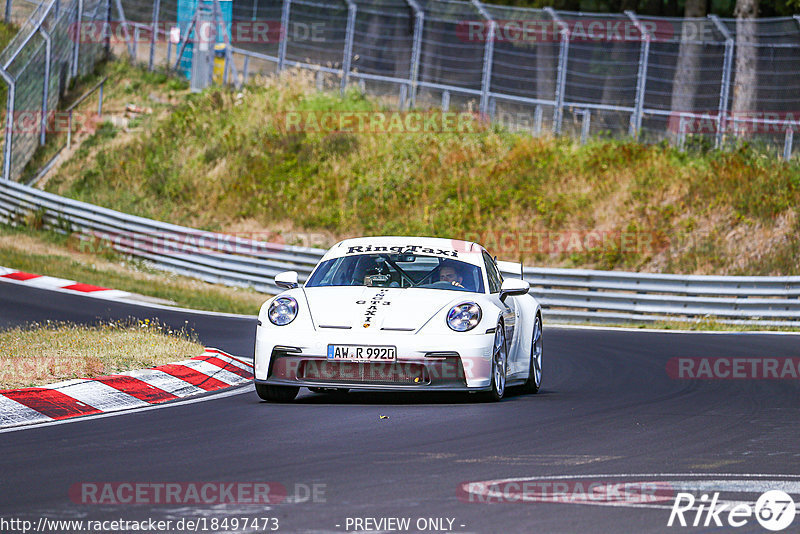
[254,236,543,402]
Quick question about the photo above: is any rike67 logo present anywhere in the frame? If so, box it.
[669,490,796,531]
[458,474,799,531]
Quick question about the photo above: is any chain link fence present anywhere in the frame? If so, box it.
[0,0,108,181]
[105,0,800,159]
[1,0,799,181]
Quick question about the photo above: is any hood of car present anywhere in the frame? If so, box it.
[302,286,467,332]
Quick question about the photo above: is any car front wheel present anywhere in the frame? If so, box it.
[523,313,543,394]
[255,383,299,402]
[485,322,508,402]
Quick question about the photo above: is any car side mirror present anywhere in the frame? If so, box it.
[275,271,299,290]
[499,278,529,302]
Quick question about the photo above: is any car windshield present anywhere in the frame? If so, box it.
[306,254,485,293]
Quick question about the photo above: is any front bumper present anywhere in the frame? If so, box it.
[255,329,494,390]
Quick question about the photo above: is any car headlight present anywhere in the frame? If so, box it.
[446,302,482,332]
[268,296,298,326]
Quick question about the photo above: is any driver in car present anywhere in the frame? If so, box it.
[439,262,464,288]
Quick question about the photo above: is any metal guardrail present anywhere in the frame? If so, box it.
[1,179,799,327]
[0,180,324,293]
[520,267,800,326]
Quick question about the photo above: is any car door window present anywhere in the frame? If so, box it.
[483,252,503,293]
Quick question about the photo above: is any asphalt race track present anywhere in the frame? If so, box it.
[1,281,799,533]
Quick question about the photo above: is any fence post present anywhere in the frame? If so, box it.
[149,0,161,71]
[104,0,111,58]
[71,0,84,77]
[98,79,104,115]
[471,0,494,115]
[340,0,356,94]
[277,0,291,72]
[677,113,689,150]
[114,0,135,60]
[404,0,423,107]
[784,128,794,161]
[39,27,52,147]
[709,15,733,149]
[173,16,196,70]
[1,70,15,180]
[545,7,569,135]
[441,90,449,111]
[580,109,590,144]
[4,0,10,24]
[625,10,650,139]
[132,25,138,61]
[533,105,542,135]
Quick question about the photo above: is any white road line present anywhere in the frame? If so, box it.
[179,359,250,385]
[202,352,254,372]
[89,290,132,299]
[121,368,205,397]
[23,275,77,288]
[0,395,53,426]
[45,379,87,389]
[55,380,150,412]
[0,384,254,434]
[0,276,256,318]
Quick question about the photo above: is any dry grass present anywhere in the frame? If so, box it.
[0,320,203,389]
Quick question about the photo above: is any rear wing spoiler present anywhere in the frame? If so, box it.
[497,260,523,279]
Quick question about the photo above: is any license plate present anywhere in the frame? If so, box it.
[327,345,397,362]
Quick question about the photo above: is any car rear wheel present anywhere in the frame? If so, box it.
[523,313,543,394]
[485,322,508,402]
[255,383,299,402]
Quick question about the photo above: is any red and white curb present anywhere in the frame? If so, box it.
[0,348,253,429]
[0,266,133,300]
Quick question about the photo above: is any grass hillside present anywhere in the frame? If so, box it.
[44,65,800,275]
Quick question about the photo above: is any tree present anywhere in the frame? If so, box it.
[669,0,707,122]
[732,0,758,122]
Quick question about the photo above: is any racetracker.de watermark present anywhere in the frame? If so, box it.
[3,111,101,135]
[69,21,325,44]
[667,357,800,380]
[279,111,488,134]
[457,479,675,504]
[74,230,328,256]
[668,111,800,135]
[70,482,286,505]
[455,18,673,42]
[458,230,660,257]
[68,482,327,505]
